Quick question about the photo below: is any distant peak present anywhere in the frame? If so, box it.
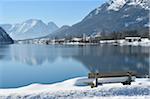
[24,19,43,24]
[26,19,41,22]
[85,0,149,19]
[48,21,56,25]
[48,21,59,28]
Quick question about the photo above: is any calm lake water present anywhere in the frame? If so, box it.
[0,44,150,88]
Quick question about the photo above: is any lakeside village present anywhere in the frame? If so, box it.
[17,31,150,46]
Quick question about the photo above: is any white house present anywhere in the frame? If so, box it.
[125,37,141,42]
[71,37,82,42]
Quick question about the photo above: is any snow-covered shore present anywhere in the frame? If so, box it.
[17,37,150,47]
[100,38,150,46]
[0,77,150,99]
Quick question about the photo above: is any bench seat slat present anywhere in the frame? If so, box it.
[88,72,136,78]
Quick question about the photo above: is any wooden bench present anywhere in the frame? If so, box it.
[88,71,136,88]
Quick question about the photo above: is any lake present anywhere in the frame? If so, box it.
[0,44,149,88]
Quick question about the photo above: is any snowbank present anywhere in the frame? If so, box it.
[0,77,149,99]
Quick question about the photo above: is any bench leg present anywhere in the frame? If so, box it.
[122,81,131,85]
[91,83,95,88]
[95,78,98,87]
[122,74,132,85]
[91,78,98,88]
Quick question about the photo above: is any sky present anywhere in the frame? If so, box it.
[0,0,107,27]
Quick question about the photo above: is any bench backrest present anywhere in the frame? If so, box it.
[88,72,136,78]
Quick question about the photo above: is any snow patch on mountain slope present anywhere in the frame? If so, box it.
[107,0,150,11]
[17,20,38,33]
[128,0,150,9]
[95,7,102,15]
[144,22,150,27]
[121,14,129,18]
[108,0,126,11]
[136,17,144,22]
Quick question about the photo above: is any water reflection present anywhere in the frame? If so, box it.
[72,45,150,77]
[9,44,150,77]
[0,45,10,59]
[0,44,149,88]
[10,45,58,65]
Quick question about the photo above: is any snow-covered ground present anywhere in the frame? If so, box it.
[0,77,149,99]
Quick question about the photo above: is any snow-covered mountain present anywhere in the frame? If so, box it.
[106,0,150,11]
[51,0,150,38]
[0,27,13,44]
[0,19,59,40]
[85,0,150,17]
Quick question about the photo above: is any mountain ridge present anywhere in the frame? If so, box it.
[0,27,13,44]
[0,19,59,40]
[49,0,149,38]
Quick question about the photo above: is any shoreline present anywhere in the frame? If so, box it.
[17,38,150,47]
[0,77,149,98]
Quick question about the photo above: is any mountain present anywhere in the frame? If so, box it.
[47,22,59,33]
[0,19,59,40]
[47,25,70,38]
[0,27,13,44]
[50,0,150,38]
